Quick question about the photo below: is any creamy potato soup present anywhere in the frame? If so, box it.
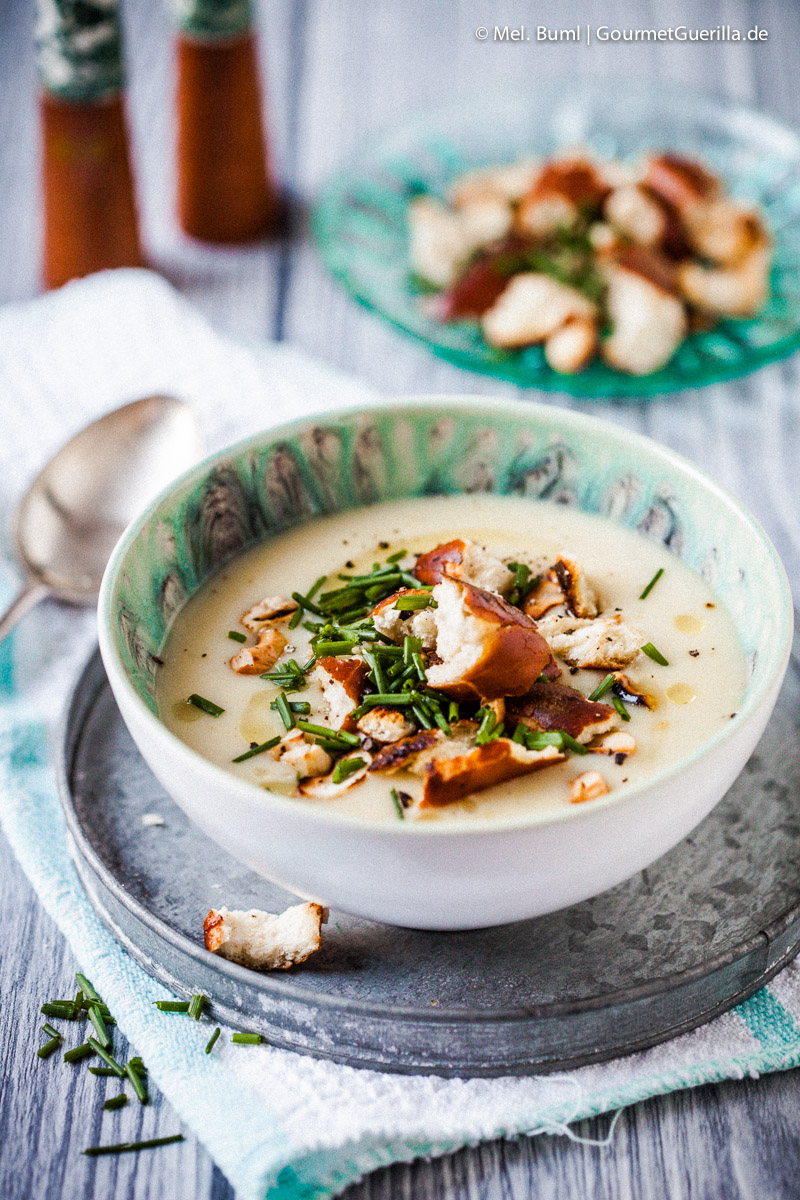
[157,495,747,825]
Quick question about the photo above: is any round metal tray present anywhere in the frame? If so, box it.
[59,644,800,1077]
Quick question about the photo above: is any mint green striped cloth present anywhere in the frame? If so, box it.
[1,271,799,1200]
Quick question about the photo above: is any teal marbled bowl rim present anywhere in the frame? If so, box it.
[313,81,800,398]
[98,396,794,835]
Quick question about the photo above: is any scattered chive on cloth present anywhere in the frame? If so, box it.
[1,270,800,1200]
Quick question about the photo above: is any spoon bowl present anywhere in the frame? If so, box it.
[1,396,204,640]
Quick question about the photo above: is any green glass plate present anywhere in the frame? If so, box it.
[313,82,800,398]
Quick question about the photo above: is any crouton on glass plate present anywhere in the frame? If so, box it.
[314,82,800,397]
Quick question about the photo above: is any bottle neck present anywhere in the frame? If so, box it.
[173,0,254,39]
[35,0,126,101]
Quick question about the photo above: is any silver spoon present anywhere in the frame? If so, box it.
[0,396,205,642]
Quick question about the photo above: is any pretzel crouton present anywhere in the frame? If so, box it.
[272,729,332,778]
[356,706,416,744]
[229,627,287,675]
[203,902,326,970]
[426,578,555,702]
[371,589,438,648]
[314,656,369,727]
[507,681,616,744]
[536,613,645,670]
[569,771,610,804]
[241,596,298,632]
[420,738,565,807]
[413,538,513,595]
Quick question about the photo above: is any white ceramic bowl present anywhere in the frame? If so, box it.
[98,397,793,930]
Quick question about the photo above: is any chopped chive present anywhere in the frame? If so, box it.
[84,1134,184,1157]
[40,1001,79,1020]
[42,1023,60,1039]
[394,595,436,611]
[559,731,588,755]
[102,1094,129,1112]
[87,1005,111,1049]
[429,707,452,736]
[291,590,324,616]
[64,1043,96,1064]
[127,1056,147,1075]
[411,703,434,730]
[390,788,406,819]
[588,673,616,702]
[639,568,664,600]
[474,707,497,745]
[288,606,303,629]
[411,651,427,681]
[612,695,632,722]
[313,639,357,656]
[524,730,565,751]
[271,696,311,710]
[37,1035,62,1059]
[360,693,415,709]
[275,692,295,729]
[232,736,281,763]
[205,1027,221,1055]
[641,642,669,666]
[296,720,360,746]
[362,648,388,694]
[332,757,366,784]
[448,701,460,724]
[232,1032,263,1044]
[87,1038,125,1076]
[89,1066,119,1077]
[385,549,408,563]
[154,1000,191,1012]
[508,562,532,606]
[188,994,206,1021]
[76,973,100,1003]
[188,694,225,717]
[227,630,247,643]
[316,738,350,753]
[124,1061,149,1105]
[512,724,527,744]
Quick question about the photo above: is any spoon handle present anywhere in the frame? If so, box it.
[0,582,50,643]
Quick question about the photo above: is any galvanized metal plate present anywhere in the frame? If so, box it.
[59,642,800,1077]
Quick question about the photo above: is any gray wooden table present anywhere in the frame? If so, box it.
[2,0,800,1196]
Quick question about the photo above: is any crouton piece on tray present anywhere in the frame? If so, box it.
[482,273,598,348]
[536,612,645,670]
[544,317,597,375]
[203,902,327,970]
[315,656,369,727]
[413,538,513,595]
[506,681,616,744]
[426,578,556,702]
[601,259,687,376]
[643,154,719,214]
[420,737,565,807]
